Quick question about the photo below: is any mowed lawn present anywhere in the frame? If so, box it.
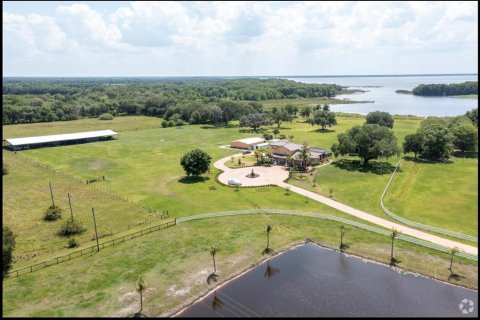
[384,158,478,236]
[3,214,478,317]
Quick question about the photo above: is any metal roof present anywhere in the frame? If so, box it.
[6,130,118,146]
[232,137,265,145]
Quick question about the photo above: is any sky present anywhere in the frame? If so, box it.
[3,1,478,77]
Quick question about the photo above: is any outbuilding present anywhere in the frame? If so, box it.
[5,130,118,151]
[230,137,265,150]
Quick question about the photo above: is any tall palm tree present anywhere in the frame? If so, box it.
[449,247,459,273]
[265,225,272,250]
[297,143,310,172]
[339,225,346,252]
[136,275,146,312]
[390,228,400,265]
[210,245,218,274]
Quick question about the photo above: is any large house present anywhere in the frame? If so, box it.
[268,139,331,166]
[230,137,266,150]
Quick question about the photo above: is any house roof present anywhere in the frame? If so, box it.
[6,130,118,146]
[291,146,331,159]
[232,137,265,145]
[268,139,303,151]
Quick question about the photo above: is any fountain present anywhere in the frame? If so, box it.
[246,168,260,178]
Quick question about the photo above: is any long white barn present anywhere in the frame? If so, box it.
[5,130,118,150]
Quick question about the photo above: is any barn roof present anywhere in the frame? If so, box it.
[6,130,118,146]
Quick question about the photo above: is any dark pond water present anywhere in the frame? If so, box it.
[284,74,478,117]
[177,243,477,317]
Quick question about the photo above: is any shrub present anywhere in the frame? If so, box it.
[167,120,175,127]
[3,226,16,275]
[58,218,86,237]
[67,238,79,248]
[175,119,186,126]
[3,164,8,176]
[43,205,62,221]
[161,120,168,128]
[98,113,114,120]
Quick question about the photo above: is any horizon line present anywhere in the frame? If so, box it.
[3,73,478,78]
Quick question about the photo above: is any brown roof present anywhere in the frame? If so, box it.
[269,140,303,152]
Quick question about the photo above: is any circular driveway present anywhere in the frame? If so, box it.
[214,154,289,187]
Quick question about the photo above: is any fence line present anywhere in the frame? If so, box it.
[6,219,176,278]
[381,162,478,243]
[176,209,478,261]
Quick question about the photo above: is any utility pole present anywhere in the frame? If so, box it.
[49,181,55,207]
[91,208,100,252]
[68,193,74,220]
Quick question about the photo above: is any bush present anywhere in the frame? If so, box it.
[167,120,175,127]
[161,120,168,128]
[67,238,79,248]
[3,226,16,275]
[43,205,62,221]
[175,119,186,126]
[58,218,86,237]
[98,113,114,120]
[3,164,8,176]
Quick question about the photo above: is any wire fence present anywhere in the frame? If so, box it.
[176,209,478,261]
[381,162,478,243]
[6,219,176,278]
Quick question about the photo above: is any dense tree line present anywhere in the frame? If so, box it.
[3,78,342,125]
[412,81,477,96]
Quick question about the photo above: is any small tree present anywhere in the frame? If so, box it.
[210,245,218,274]
[288,135,294,142]
[265,225,272,250]
[339,225,346,252]
[366,111,394,128]
[136,275,146,312]
[43,205,62,221]
[2,163,8,176]
[98,113,114,120]
[403,133,425,159]
[390,228,400,265]
[448,247,459,273]
[329,188,333,198]
[58,217,86,236]
[272,128,280,138]
[3,226,16,276]
[180,149,212,176]
[239,113,272,132]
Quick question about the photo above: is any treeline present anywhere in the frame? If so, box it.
[412,81,477,96]
[2,78,342,125]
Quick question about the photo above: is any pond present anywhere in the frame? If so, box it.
[176,243,477,317]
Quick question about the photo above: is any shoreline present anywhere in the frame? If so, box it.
[166,240,477,317]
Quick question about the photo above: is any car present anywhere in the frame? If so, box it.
[243,150,252,154]
[227,178,242,186]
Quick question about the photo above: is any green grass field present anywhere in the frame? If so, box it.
[3,114,478,316]
[2,214,477,317]
[451,94,478,99]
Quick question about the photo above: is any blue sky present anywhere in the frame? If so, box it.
[3,1,478,76]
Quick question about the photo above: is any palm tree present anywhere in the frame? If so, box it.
[297,143,310,172]
[449,247,459,273]
[136,275,146,312]
[265,225,272,250]
[210,245,218,274]
[390,228,400,265]
[339,225,346,252]
[273,128,280,138]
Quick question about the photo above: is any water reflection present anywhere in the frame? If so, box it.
[211,291,224,311]
[264,261,280,279]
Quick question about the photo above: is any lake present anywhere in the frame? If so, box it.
[177,243,477,317]
[283,74,478,117]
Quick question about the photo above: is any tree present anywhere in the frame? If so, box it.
[239,113,272,132]
[390,228,400,265]
[297,142,310,171]
[210,245,218,273]
[403,133,425,158]
[136,275,146,312]
[3,226,16,276]
[271,108,292,128]
[339,225,346,252]
[449,117,478,152]
[309,108,337,131]
[288,135,294,142]
[418,122,453,160]
[366,111,394,128]
[331,124,400,166]
[265,225,272,250]
[300,106,312,118]
[180,149,212,176]
[465,108,478,127]
[272,128,280,138]
[448,247,459,273]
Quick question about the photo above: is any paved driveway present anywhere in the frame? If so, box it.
[213,153,478,255]
[214,154,289,186]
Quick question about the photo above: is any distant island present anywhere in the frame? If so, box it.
[411,81,477,96]
[395,90,412,94]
